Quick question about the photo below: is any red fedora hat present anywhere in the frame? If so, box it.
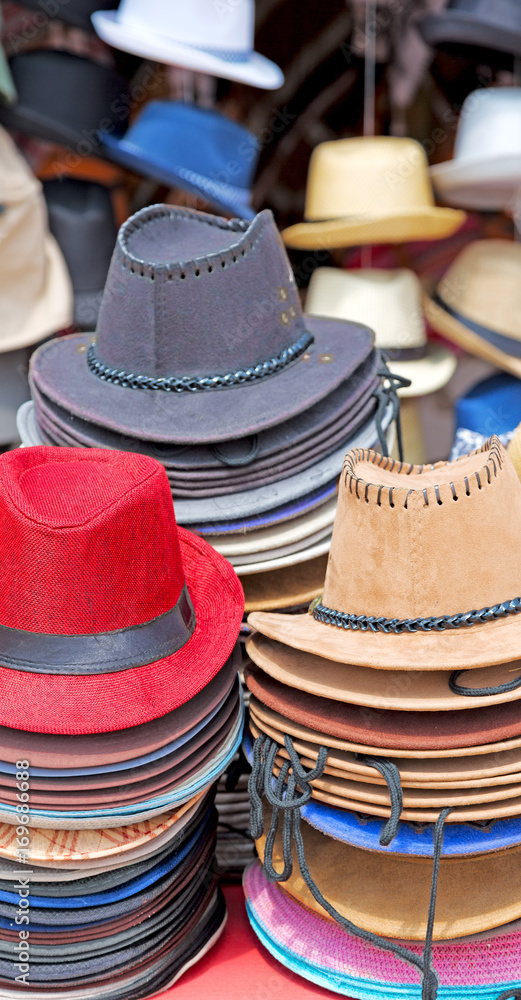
[0,447,243,734]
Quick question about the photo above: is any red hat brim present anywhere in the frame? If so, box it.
[0,528,244,734]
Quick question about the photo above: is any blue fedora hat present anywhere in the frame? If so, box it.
[102,101,259,219]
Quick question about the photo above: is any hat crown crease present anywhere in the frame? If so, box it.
[94,205,308,382]
[321,437,521,622]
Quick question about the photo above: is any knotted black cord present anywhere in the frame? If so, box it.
[374,358,411,463]
[249,733,453,1000]
[449,669,521,697]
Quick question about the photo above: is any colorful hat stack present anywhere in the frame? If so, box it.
[20,203,396,618]
[0,445,244,996]
[244,437,521,999]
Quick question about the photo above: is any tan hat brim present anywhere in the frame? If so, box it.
[248,709,521,783]
[242,554,327,613]
[424,292,521,379]
[1,234,73,353]
[246,632,521,710]
[249,696,521,759]
[258,739,521,808]
[256,804,521,939]
[389,344,457,398]
[249,603,521,670]
[281,207,466,251]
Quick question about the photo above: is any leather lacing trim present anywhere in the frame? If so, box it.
[343,437,503,509]
[312,597,521,633]
[249,733,451,1000]
[118,205,269,281]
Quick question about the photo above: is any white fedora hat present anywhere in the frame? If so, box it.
[306,268,456,398]
[430,88,521,211]
[91,0,284,90]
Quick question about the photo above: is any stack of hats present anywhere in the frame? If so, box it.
[243,437,521,999]
[0,125,72,446]
[0,445,244,996]
[19,202,396,617]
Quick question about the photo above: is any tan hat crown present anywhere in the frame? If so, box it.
[320,437,521,623]
[436,239,521,342]
[304,137,435,221]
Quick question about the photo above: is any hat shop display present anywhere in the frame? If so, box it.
[2,1,521,996]
[245,437,521,999]
[22,203,400,618]
[0,445,244,997]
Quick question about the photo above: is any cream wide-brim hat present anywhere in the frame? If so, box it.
[306,267,456,397]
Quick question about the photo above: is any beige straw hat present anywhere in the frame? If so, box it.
[424,240,521,378]
[281,137,465,250]
[0,125,72,350]
[306,268,456,397]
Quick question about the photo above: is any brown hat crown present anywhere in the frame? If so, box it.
[321,437,521,623]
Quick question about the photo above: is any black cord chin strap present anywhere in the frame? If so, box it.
[249,733,452,1000]
[374,357,412,464]
[449,668,521,697]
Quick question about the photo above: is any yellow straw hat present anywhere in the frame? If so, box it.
[281,137,466,250]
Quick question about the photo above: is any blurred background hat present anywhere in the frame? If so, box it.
[306,267,456,397]
[418,0,521,57]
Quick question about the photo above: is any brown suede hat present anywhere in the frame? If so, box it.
[249,695,521,760]
[248,711,521,783]
[256,804,521,940]
[247,632,521,711]
[249,438,521,670]
[245,665,521,752]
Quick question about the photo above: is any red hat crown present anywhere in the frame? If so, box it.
[0,447,185,635]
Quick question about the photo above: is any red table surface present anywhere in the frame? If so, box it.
[158,883,342,1000]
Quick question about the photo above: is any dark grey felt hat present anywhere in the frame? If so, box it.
[44,179,118,330]
[418,0,521,56]
[30,204,375,444]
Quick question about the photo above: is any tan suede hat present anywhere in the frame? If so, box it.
[248,692,521,759]
[424,241,521,379]
[256,805,521,940]
[0,126,73,351]
[246,632,521,711]
[281,137,465,250]
[250,438,521,670]
[248,708,521,783]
